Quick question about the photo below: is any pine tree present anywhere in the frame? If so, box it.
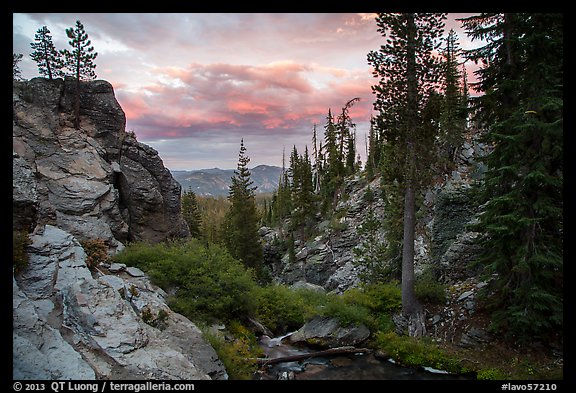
[368,13,446,336]
[271,148,293,225]
[365,117,382,181]
[353,206,389,284]
[439,29,467,166]
[181,188,203,239]
[223,139,265,280]
[320,109,342,211]
[336,97,360,175]
[61,20,98,129]
[13,53,24,81]
[312,124,321,193]
[288,145,315,235]
[30,26,64,80]
[460,13,563,342]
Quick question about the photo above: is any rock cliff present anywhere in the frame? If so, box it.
[13,77,190,246]
[262,132,488,293]
[13,78,226,380]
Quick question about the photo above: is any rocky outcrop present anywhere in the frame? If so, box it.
[12,78,223,380]
[288,316,370,348]
[13,225,227,380]
[264,176,385,293]
[263,134,488,294]
[12,77,190,247]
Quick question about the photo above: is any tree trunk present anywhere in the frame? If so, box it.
[400,13,426,337]
[401,178,417,315]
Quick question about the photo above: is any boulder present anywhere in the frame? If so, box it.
[290,280,325,293]
[289,316,370,348]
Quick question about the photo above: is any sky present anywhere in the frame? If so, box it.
[13,13,480,170]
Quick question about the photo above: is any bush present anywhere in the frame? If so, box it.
[374,331,466,374]
[202,321,263,380]
[254,284,309,334]
[476,368,507,380]
[81,238,109,269]
[414,269,447,304]
[111,239,259,324]
[342,282,402,313]
[321,295,371,327]
[363,186,375,204]
[339,282,402,331]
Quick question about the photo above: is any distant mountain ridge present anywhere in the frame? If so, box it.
[171,165,283,196]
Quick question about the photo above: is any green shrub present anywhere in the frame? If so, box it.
[415,269,447,304]
[363,186,375,204]
[374,331,466,374]
[202,321,263,380]
[342,282,402,313]
[112,239,259,324]
[339,282,402,331]
[320,294,371,327]
[254,284,308,334]
[13,230,31,274]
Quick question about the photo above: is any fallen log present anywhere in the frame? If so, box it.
[253,346,370,366]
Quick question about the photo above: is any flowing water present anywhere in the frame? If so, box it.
[256,332,472,380]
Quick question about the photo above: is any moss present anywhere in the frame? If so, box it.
[374,331,468,375]
[476,368,507,380]
[13,230,31,274]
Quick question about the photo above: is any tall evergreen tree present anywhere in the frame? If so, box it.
[312,124,322,193]
[321,109,342,210]
[460,13,563,342]
[288,145,315,234]
[272,148,293,225]
[223,139,265,280]
[13,53,24,81]
[30,26,63,80]
[336,97,360,175]
[368,13,446,336]
[365,116,383,181]
[61,20,98,129]
[181,188,203,239]
[439,29,467,165]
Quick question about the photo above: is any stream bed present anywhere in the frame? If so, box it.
[256,332,472,380]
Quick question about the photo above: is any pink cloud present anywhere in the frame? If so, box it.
[118,58,373,142]
[228,100,270,115]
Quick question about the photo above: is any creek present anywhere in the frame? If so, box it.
[255,332,472,380]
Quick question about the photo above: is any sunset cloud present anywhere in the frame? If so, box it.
[13,13,479,170]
